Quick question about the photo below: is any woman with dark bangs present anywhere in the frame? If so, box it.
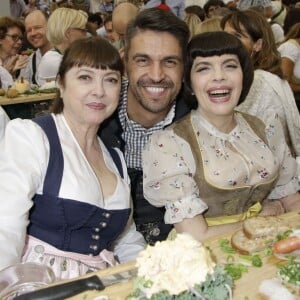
[0,37,145,280]
[142,32,300,242]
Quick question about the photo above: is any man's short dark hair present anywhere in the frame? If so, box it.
[124,8,189,61]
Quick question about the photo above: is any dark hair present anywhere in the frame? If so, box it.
[184,31,254,107]
[203,0,226,16]
[283,8,300,35]
[220,9,283,78]
[52,36,123,113]
[185,5,206,22]
[88,13,103,26]
[124,8,189,61]
[0,16,25,40]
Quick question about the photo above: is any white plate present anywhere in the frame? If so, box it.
[273,229,300,262]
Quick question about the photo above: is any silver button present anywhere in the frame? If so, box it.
[94,227,100,232]
[92,234,100,240]
[90,245,98,251]
[99,222,107,228]
[102,212,110,218]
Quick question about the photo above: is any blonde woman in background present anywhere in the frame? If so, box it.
[184,13,202,39]
[37,7,88,86]
[196,16,222,34]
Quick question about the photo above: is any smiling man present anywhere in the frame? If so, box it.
[100,8,190,245]
[20,10,51,85]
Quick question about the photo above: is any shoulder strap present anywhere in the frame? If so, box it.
[31,52,37,85]
[32,114,64,196]
[107,147,124,179]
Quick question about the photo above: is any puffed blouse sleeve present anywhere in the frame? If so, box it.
[0,119,49,270]
[142,129,208,224]
[266,114,300,199]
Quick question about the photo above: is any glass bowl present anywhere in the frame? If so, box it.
[0,262,56,299]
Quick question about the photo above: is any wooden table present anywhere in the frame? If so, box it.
[0,93,56,106]
[61,211,300,300]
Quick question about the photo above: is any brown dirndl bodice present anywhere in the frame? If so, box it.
[170,112,279,218]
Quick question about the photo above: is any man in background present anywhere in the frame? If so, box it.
[20,10,52,85]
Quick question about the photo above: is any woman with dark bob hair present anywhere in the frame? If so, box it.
[0,36,145,280]
[143,32,300,242]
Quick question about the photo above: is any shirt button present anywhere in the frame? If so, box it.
[94,227,100,232]
[34,245,45,254]
[150,227,160,237]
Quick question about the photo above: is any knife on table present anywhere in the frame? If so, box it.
[14,267,137,300]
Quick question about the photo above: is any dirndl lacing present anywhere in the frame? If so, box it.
[22,235,118,280]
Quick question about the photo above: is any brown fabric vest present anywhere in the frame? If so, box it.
[170,112,279,218]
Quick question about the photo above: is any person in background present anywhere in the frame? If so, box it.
[97,14,115,44]
[203,0,226,19]
[143,0,185,19]
[221,9,300,158]
[184,12,202,39]
[0,36,145,279]
[87,13,103,33]
[278,23,300,111]
[99,0,114,14]
[197,16,222,33]
[0,17,28,80]
[185,5,206,22]
[100,8,190,245]
[112,2,139,52]
[237,0,273,18]
[25,0,38,15]
[20,10,52,85]
[143,31,300,243]
[10,0,29,18]
[37,7,88,86]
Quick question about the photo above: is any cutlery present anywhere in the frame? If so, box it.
[14,267,137,300]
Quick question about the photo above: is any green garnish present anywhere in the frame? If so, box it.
[277,259,300,286]
[276,230,293,241]
[239,254,262,267]
[219,239,237,254]
[224,263,248,280]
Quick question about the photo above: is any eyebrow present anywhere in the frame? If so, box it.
[132,53,182,62]
[193,57,239,68]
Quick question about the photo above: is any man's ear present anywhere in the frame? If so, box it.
[253,38,263,53]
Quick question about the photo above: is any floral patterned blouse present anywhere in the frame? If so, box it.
[142,110,299,224]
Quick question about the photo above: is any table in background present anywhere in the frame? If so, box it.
[0,93,56,119]
[0,93,56,106]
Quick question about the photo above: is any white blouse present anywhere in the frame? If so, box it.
[143,111,299,224]
[0,114,145,271]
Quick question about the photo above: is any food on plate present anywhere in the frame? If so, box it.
[0,88,5,96]
[126,233,233,300]
[273,236,300,254]
[277,259,300,296]
[12,77,30,93]
[6,88,19,98]
[243,216,290,239]
[38,81,58,94]
[231,216,290,254]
